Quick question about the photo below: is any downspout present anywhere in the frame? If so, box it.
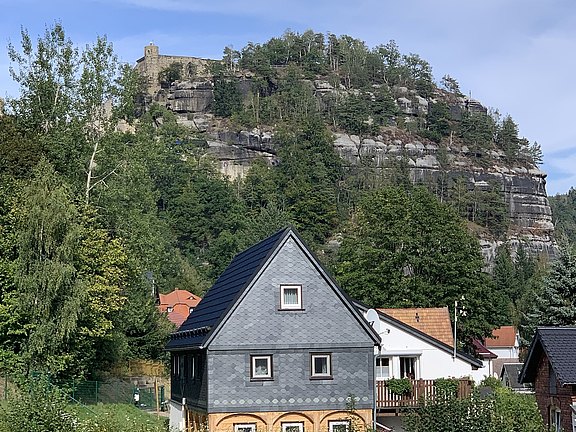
[373,344,381,430]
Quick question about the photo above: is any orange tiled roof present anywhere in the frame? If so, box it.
[158,289,202,326]
[379,307,454,346]
[485,326,517,348]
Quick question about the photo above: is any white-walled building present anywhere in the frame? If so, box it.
[358,305,487,383]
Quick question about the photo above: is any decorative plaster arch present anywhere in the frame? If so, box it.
[273,411,315,426]
[216,412,267,428]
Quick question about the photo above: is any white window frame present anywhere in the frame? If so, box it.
[172,353,179,376]
[329,420,350,432]
[251,355,273,380]
[282,422,304,432]
[399,356,418,379]
[235,424,256,432]
[280,284,302,310]
[189,354,196,379]
[376,356,390,380]
[311,353,332,378]
[167,306,173,313]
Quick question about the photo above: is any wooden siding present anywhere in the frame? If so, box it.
[376,378,474,409]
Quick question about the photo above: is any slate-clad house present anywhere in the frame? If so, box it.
[166,228,381,432]
[519,327,576,432]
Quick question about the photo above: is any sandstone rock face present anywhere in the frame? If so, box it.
[161,74,555,261]
[197,125,555,261]
[166,81,213,113]
[331,132,555,259]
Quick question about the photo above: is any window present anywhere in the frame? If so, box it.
[167,306,173,313]
[329,421,350,432]
[188,354,196,380]
[235,424,256,432]
[172,354,179,376]
[376,357,390,380]
[550,407,561,432]
[400,356,417,379]
[311,353,332,378]
[251,355,272,379]
[282,422,304,432]
[280,285,302,309]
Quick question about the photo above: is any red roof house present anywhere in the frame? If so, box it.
[159,289,202,327]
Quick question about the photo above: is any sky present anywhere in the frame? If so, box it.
[1,0,575,195]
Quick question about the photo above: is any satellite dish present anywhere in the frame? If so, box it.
[365,309,381,334]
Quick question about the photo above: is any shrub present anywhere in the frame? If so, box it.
[388,378,412,396]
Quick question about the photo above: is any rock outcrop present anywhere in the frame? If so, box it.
[162,78,555,261]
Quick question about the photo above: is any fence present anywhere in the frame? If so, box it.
[1,374,165,409]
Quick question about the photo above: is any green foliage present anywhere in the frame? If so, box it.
[521,245,576,342]
[213,77,242,117]
[479,375,503,390]
[335,93,374,136]
[388,378,412,396]
[0,375,166,432]
[404,387,545,432]
[274,118,343,245]
[0,375,77,432]
[549,188,576,245]
[74,403,167,432]
[458,111,496,155]
[15,160,85,374]
[434,378,459,399]
[158,62,182,86]
[337,186,508,342]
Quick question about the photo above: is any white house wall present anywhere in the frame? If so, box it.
[376,317,488,383]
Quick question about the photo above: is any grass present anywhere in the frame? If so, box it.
[70,403,168,431]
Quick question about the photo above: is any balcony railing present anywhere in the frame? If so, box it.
[376,378,474,409]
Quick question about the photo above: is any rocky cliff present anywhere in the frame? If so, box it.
[157,78,555,261]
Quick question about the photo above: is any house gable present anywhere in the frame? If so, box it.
[166,228,288,349]
[209,234,378,349]
[520,326,576,385]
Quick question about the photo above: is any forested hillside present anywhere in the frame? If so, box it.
[0,25,569,380]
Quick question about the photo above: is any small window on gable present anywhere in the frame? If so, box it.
[235,424,256,432]
[251,355,272,380]
[282,422,304,432]
[167,306,173,313]
[311,353,332,378]
[329,421,350,432]
[280,285,302,309]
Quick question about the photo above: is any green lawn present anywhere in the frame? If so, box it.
[70,403,168,431]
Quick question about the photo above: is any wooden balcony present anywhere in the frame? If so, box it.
[376,378,474,410]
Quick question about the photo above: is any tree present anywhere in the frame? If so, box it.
[440,74,463,96]
[521,245,576,341]
[213,77,242,117]
[336,186,507,342]
[14,160,85,374]
[158,62,182,87]
[497,115,521,161]
[274,118,343,245]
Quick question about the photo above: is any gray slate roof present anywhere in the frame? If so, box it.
[166,228,289,349]
[519,326,576,385]
[166,227,380,350]
[500,363,527,390]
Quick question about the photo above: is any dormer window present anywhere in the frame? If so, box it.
[167,306,173,313]
[280,285,302,310]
